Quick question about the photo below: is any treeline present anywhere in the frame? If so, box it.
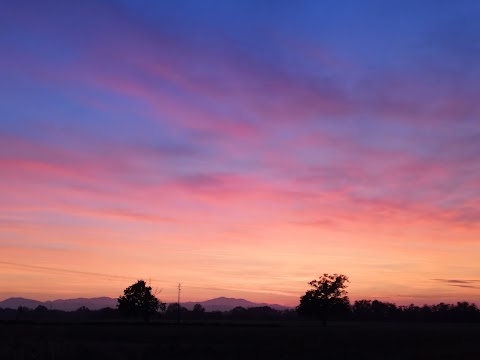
[308,300,480,322]
[1,300,479,322]
[350,300,480,322]
[0,304,296,322]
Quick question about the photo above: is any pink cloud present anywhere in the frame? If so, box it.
[2,1,480,305]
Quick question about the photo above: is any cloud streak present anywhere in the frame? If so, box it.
[0,0,479,304]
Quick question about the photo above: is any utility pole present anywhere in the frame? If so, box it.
[177,283,181,324]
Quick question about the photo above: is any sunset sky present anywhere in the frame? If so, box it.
[1,0,479,306]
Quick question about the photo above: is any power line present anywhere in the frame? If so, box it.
[177,283,181,324]
[0,261,173,285]
[0,261,297,298]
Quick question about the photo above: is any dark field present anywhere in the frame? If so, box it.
[1,321,479,360]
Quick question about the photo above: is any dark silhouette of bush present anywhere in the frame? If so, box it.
[246,306,280,320]
[1,299,480,323]
[192,303,206,320]
[205,310,224,320]
[230,306,247,320]
[16,306,29,321]
[349,300,480,322]
[281,309,299,320]
[34,305,49,313]
[164,303,188,320]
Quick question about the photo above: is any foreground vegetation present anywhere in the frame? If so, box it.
[2,276,478,328]
[1,321,479,359]
[2,276,478,358]
[3,298,480,323]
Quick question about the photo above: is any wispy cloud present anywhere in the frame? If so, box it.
[432,279,480,289]
[1,0,480,304]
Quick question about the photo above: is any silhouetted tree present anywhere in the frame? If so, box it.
[246,306,279,320]
[230,306,248,320]
[192,303,206,319]
[370,300,398,321]
[165,303,187,320]
[193,303,205,313]
[352,300,373,320]
[281,309,299,320]
[453,301,478,321]
[117,280,165,321]
[16,306,29,321]
[206,310,224,320]
[297,273,349,326]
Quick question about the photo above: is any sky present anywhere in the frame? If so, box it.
[0,0,479,306]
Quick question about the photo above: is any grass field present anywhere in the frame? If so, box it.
[1,321,479,359]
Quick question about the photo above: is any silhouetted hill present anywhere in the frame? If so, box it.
[181,297,292,311]
[0,297,44,309]
[0,297,116,311]
[0,296,291,312]
[45,297,117,311]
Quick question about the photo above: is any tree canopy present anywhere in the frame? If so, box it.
[117,280,165,321]
[297,273,349,326]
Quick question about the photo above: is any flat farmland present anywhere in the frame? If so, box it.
[1,321,479,359]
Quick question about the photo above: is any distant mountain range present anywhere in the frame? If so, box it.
[0,296,292,312]
[0,297,117,311]
[181,297,291,312]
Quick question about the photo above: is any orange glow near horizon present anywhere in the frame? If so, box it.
[1,211,479,306]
